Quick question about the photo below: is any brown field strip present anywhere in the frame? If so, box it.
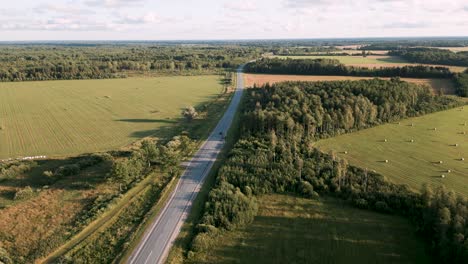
[244,74,456,94]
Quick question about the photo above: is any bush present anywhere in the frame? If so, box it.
[14,186,34,201]
[374,201,391,213]
[353,198,368,209]
[0,247,13,264]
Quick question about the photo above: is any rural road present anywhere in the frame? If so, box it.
[127,64,245,264]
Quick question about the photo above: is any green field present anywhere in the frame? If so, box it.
[0,76,222,159]
[188,194,429,264]
[315,107,468,196]
[273,55,467,72]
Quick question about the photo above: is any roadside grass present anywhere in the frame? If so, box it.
[272,55,467,73]
[244,73,456,94]
[165,82,244,264]
[315,106,468,197]
[186,194,430,264]
[0,76,222,159]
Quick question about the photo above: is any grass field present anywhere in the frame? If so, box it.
[244,73,456,94]
[0,76,222,159]
[315,107,468,196]
[272,55,467,73]
[187,194,429,264]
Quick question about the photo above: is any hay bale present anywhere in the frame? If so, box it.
[455,144,459,147]
[441,174,446,178]
[434,128,437,131]
[384,139,387,142]
[385,160,389,163]
[461,158,465,161]
[439,161,443,164]
[447,170,451,173]
[410,139,414,143]
[344,151,348,154]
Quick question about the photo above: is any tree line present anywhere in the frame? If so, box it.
[245,58,453,78]
[0,45,261,82]
[454,72,468,97]
[189,80,467,263]
[389,48,468,67]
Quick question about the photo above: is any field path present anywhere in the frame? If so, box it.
[127,65,245,264]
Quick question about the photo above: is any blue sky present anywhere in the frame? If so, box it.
[1,0,467,40]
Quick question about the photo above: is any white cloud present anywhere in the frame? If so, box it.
[224,1,257,12]
[34,3,94,15]
[85,0,145,8]
[382,22,431,29]
[0,17,116,31]
[115,12,160,24]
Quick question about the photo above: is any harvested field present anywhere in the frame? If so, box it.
[273,55,467,73]
[244,74,456,94]
[0,76,222,159]
[315,107,468,197]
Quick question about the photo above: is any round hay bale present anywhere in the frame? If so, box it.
[384,139,387,142]
[439,161,443,164]
[344,151,348,154]
[385,160,389,163]
[434,128,437,131]
[447,170,451,173]
[441,174,446,178]
[461,158,465,161]
[455,144,459,147]
[410,139,414,143]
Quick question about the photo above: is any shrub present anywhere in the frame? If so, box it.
[0,247,13,264]
[14,186,35,201]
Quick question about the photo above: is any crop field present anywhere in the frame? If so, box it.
[433,46,468,52]
[315,107,468,196]
[0,76,222,159]
[244,74,456,94]
[273,55,467,72]
[188,194,429,264]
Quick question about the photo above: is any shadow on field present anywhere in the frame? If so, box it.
[116,118,177,124]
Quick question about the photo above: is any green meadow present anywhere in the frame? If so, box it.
[315,107,468,196]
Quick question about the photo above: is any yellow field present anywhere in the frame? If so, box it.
[0,76,222,159]
[244,74,456,94]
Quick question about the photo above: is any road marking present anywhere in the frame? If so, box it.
[144,251,153,264]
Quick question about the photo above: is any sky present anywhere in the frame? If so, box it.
[0,0,467,41]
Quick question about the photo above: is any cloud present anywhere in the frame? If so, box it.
[85,0,145,8]
[34,3,94,15]
[115,13,159,24]
[0,18,116,31]
[224,1,257,11]
[464,5,468,12]
[382,22,430,29]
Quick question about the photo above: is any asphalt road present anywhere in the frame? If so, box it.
[127,65,245,264]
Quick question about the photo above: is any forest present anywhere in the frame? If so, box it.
[244,58,454,79]
[454,73,468,97]
[189,80,467,263]
[389,48,468,67]
[0,45,260,82]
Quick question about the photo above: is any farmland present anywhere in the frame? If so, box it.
[272,55,467,72]
[187,194,429,264]
[0,76,223,159]
[244,73,456,94]
[315,106,468,196]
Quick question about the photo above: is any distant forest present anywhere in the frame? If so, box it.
[389,48,468,67]
[0,46,261,82]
